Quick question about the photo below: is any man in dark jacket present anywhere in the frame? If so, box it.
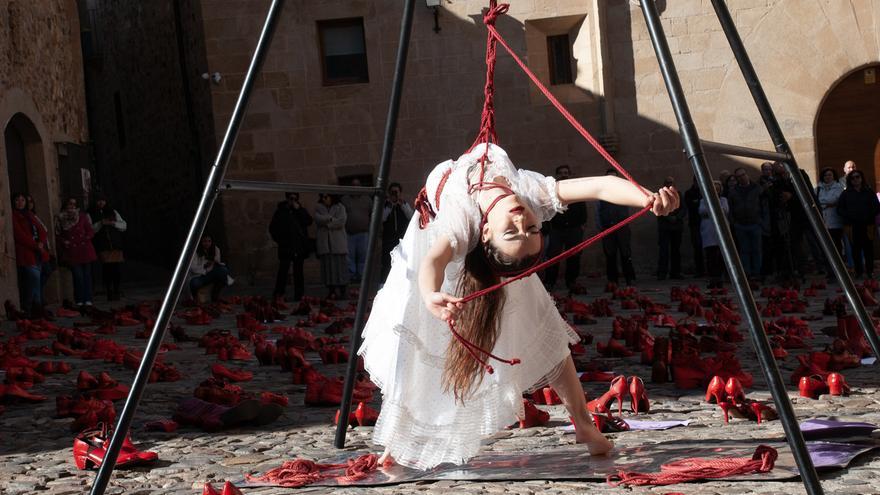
[543,165,587,292]
[599,169,636,285]
[656,176,686,280]
[728,168,764,278]
[684,177,704,277]
[270,192,313,301]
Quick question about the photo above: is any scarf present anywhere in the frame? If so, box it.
[59,208,80,231]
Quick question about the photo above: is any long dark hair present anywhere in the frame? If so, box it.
[197,235,218,259]
[442,243,540,401]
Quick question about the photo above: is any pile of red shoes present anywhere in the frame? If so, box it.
[203,481,243,495]
[173,397,283,431]
[305,375,374,406]
[57,395,117,431]
[334,401,380,427]
[73,423,158,470]
[194,377,250,406]
[516,399,549,428]
[77,371,129,401]
[798,372,851,399]
[122,350,181,382]
[200,329,252,361]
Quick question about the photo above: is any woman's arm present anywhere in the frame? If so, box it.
[557,176,678,216]
[418,236,462,322]
[328,204,347,229]
[313,205,331,226]
[114,211,128,232]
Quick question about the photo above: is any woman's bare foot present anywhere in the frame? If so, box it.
[377,448,396,467]
[575,425,614,455]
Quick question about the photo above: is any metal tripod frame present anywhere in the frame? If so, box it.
[91,1,876,494]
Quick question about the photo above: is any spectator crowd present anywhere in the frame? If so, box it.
[10,158,876,318]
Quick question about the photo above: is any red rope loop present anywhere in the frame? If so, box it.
[607,445,778,487]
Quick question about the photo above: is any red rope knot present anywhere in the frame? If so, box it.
[482,1,509,26]
[752,444,778,472]
[415,187,435,229]
[340,454,379,483]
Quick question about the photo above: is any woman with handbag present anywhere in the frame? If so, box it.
[89,194,127,301]
[57,196,97,307]
[12,192,50,317]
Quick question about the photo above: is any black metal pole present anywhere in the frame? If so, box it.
[700,139,791,162]
[710,0,880,360]
[334,0,416,448]
[223,179,381,196]
[88,2,285,494]
[638,2,824,494]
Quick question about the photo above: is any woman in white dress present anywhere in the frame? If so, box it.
[359,144,678,470]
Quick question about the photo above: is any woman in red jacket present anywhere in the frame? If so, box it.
[57,196,97,306]
[12,192,49,316]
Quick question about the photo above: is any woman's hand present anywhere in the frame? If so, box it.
[424,291,463,323]
[645,186,680,216]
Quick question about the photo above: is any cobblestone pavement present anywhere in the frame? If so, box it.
[1,277,879,495]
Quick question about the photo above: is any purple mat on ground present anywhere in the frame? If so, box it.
[800,419,878,440]
[559,419,690,432]
[240,439,880,488]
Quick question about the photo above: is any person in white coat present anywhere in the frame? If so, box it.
[314,194,349,299]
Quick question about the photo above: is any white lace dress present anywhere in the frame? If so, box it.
[358,144,579,470]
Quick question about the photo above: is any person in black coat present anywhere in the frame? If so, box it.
[684,177,704,277]
[837,170,880,279]
[543,165,587,292]
[270,192,313,301]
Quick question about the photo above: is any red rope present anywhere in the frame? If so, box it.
[607,445,778,486]
[437,2,654,373]
[246,454,379,488]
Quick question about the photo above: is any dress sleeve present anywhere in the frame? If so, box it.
[515,169,566,223]
[429,188,479,260]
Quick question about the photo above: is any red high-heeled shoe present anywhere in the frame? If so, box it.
[826,372,850,396]
[586,375,627,416]
[798,375,828,399]
[73,425,158,470]
[704,375,726,404]
[718,401,732,424]
[628,376,649,414]
[592,414,630,433]
[518,399,549,428]
[202,481,243,495]
[542,387,562,406]
[724,377,745,405]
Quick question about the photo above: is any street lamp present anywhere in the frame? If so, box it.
[426,0,441,34]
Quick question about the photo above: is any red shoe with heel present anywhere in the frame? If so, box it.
[628,376,649,414]
[586,375,627,416]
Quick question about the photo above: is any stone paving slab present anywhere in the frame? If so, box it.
[1,277,880,494]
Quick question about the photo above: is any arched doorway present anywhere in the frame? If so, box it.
[815,64,880,188]
[4,113,49,219]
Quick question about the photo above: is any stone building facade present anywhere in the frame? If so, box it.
[79,0,218,266]
[0,0,90,304]
[198,0,879,279]
[79,0,880,285]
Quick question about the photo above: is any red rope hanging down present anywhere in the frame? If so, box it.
[607,445,779,486]
[443,1,653,375]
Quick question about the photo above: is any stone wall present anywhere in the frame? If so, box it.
[201,0,880,281]
[81,0,218,267]
[0,0,89,305]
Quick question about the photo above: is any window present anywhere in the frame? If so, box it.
[546,34,573,85]
[317,18,369,86]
